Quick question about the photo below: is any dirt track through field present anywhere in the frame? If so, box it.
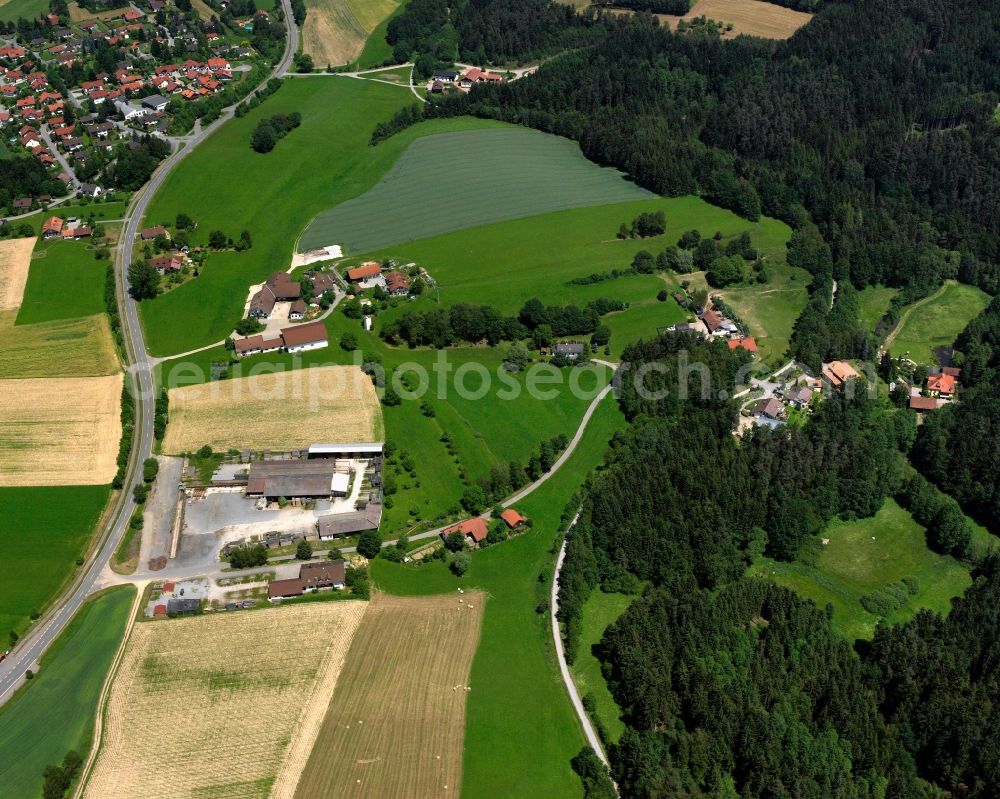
[643,0,813,39]
[84,601,367,799]
[162,364,383,453]
[0,374,122,486]
[292,591,485,799]
[0,237,35,311]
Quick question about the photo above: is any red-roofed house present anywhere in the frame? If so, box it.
[727,336,758,353]
[346,262,381,281]
[500,509,526,529]
[41,216,63,237]
[927,373,956,396]
[442,517,489,545]
[153,604,167,617]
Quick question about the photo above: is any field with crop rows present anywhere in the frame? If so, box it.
[162,364,383,453]
[0,374,122,486]
[299,127,655,254]
[293,592,484,799]
[84,601,367,799]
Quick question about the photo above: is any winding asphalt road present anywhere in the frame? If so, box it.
[0,0,298,706]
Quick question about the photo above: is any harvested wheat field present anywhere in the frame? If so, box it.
[303,0,398,67]
[292,591,485,799]
[162,364,383,453]
[655,0,813,39]
[0,311,118,379]
[0,374,122,486]
[84,601,368,799]
[0,237,34,311]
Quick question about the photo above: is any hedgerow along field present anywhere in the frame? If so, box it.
[0,485,112,637]
[885,280,990,365]
[749,499,973,640]
[0,586,134,799]
[371,393,627,799]
[300,127,654,255]
[84,602,367,799]
[139,77,511,355]
[161,365,383,453]
[293,592,484,799]
[302,0,399,68]
[656,0,814,39]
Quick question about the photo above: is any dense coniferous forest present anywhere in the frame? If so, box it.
[556,333,998,796]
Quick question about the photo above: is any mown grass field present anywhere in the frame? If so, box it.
[159,329,609,534]
[0,0,47,22]
[140,78,509,355]
[857,285,898,332]
[372,393,627,799]
[85,602,367,798]
[16,240,107,325]
[301,127,654,254]
[0,586,134,799]
[749,499,972,640]
[570,591,633,745]
[886,281,990,365]
[293,592,484,799]
[0,485,112,636]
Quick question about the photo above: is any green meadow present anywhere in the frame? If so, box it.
[140,78,509,355]
[358,196,784,355]
[0,0,47,23]
[354,0,409,68]
[0,486,111,637]
[887,281,990,365]
[300,127,654,254]
[856,285,898,332]
[15,239,107,326]
[0,586,134,799]
[570,590,633,745]
[749,499,972,640]
[372,392,627,799]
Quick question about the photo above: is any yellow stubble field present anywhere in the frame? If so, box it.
[84,601,368,799]
[292,592,485,799]
[0,373,123,486]
[161,364,384,453]
[0,237,34,311]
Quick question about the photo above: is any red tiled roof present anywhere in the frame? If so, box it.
[727,336,758,353]
[444,517,489,543]
[346,262,381,281]
[927,373,956,394]
[500,508,525,528]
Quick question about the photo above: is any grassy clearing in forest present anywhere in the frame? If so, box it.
[750,499,972,640]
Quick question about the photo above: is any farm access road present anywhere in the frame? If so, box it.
[0,0,299,707]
